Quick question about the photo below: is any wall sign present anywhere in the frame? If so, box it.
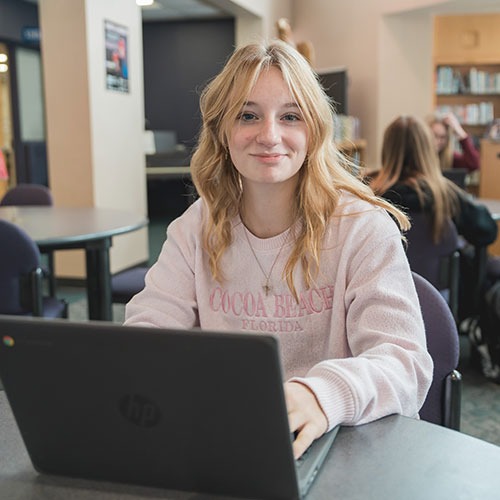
[104,20,129,93]
[21,27,41,44]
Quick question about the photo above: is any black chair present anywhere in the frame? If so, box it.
[111,265,149,304]
[413,271,462,430]
[442,168,468,189]
[0,183,57,297]
[0,219,67,318]
[405,211,460,320]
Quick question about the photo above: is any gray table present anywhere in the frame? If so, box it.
[478,197,500,220]
[0,206,148,321]
[1,391,499,499]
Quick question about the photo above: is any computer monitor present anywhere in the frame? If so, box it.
[318,67,348,115]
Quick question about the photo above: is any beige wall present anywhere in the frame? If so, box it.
[39,0,148,278]
[292,0,500,168]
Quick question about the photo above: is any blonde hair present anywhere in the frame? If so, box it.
[427,114,454,170]
[191,40,409,297]
[371,115,459,243]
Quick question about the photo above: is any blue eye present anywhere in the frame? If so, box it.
[238,112,256,122]
[283,113,300,122]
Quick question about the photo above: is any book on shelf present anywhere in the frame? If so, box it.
[436,103,494,126]
[333,114,360,143]
[436,66,500,95]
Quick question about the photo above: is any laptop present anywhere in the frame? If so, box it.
[0,316,338,499]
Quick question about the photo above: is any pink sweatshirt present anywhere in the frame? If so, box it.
[125,193,433,431]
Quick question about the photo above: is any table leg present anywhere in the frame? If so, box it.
[85,238,112,321]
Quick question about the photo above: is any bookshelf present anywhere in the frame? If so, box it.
[433,14,500,141]
[435,64,500,135]
[433,14,500,194]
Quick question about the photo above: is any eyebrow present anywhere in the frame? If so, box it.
[244,101,300,109]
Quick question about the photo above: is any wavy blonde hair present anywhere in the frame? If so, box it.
[191,40,409,297]
[371,115,459,243]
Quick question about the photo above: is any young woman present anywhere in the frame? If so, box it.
[125,41,433,458]
[371,115,497,324]
[371,115,496,246]
[428,112,480,172]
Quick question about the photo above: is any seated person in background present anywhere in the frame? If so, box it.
[125,41,433,459]
[370,115,497,320]
[428,112,480,172]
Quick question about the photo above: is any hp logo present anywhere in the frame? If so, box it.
[119,394,161,428]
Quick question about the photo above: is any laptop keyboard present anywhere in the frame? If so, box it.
[293,436,312,468]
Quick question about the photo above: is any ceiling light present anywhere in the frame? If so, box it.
[0,64,8,73]
[0,54,7,63]
[136,0,154,6]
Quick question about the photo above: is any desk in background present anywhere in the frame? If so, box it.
[1,389,500,499]
[478,198,500,221]
[0,206,148,321]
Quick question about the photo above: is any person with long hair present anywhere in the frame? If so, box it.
[428,112,480,172]
[125,41,433,458]
[371,115,495,246]
[371,115,497,325]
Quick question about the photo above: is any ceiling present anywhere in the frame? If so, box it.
[23,0,232,22]
[140,0,231,22]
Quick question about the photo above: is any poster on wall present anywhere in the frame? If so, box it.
[104,20,129,93]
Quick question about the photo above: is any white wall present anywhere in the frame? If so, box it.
[211,0,293,45]
[39,0,148,278]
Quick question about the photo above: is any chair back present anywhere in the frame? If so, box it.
[406,211,460,319]
[442,168,468,189]
[413,271,461,429]
[0,183,53,206]
[111,266,149,304]
[0,219,43,315]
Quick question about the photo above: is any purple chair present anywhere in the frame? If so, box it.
[0,183,57,297]
[0,183,53,206]
[413,271,461,430]
[111,266,149,304]
[0,219,67,318]
[406,211,460,320]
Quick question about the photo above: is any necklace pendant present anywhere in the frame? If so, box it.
[263,283,272,296]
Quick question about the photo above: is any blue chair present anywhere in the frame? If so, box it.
[0,183,57,297]
[0,219,67,318]
[413,271,461,430]
[405,211,460,321]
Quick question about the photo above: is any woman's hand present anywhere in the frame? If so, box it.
[443,112,467,140]
[284,381,328,459]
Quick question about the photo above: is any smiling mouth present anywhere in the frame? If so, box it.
[252,153,286,159]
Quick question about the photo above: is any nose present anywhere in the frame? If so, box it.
[256,118,280,146]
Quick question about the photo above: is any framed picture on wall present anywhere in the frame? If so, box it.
[104,20,129,93]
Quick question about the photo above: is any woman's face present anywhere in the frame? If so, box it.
[430,122,448,153]
[227,66,308,190]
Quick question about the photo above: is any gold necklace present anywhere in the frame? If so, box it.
[243,226,291,296]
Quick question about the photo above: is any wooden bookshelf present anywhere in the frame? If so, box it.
[433,14,500,140]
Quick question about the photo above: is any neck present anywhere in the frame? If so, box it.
[240,180,297,238]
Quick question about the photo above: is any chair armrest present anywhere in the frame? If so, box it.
[443,369,462,430]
